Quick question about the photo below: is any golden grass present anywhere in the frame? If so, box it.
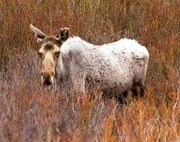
[0,0,179,142]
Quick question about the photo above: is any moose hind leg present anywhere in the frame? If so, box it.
[131,80,145,98]
[131,84,138,98]
[112,91,128,105]
[122,90,128,98]
[140,83,145,98]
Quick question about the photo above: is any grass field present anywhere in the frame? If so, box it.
[0,0,179,142]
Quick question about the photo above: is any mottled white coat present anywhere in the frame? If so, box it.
[56,37,149,95]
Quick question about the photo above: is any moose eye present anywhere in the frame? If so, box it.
[38,52,43,58]
[55,51,60,57]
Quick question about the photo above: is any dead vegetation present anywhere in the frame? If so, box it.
[0,0,179,142]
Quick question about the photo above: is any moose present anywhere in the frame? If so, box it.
[30,24,149,100]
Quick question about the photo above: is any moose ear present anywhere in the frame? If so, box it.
[58,27,69,42]
[30,24,46,42]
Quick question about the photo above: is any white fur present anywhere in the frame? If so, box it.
[56,37,149,94]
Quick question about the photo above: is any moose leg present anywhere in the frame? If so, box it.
[70,72,86,95]
[131,80,145,98]
[111,90,127,105]
[122,91,128,98]
[140,83,145,98]
[131,84,138,98]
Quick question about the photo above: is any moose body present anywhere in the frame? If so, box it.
[57,37,149,96]
[30,25,149,98]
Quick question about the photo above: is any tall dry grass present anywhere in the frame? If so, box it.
[0,0,179,142]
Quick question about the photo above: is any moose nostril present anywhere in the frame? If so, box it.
[41,71,46,76]
[51,71,55,76]
[43,79,52,86]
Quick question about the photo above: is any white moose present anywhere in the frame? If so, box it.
[30,24,149,100]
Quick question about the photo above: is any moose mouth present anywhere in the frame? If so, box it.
[43,79,52,86]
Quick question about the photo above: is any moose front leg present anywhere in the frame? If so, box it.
[70,71,86,95]
[69,72,87,107]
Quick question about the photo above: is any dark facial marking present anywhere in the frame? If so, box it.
[44,43,54,50]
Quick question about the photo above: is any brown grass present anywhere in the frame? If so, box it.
[0,0,179,142]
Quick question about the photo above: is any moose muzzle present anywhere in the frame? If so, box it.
[41,55,55,86]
